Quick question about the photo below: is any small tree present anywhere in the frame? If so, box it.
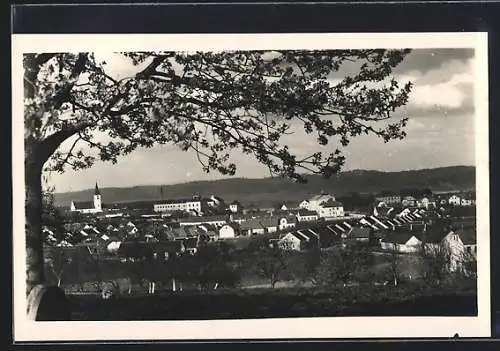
[387,243,401,286]
[45,248,73,287]
[313,247,358,288]
[458,249,477,280]
[253,247,289,288]
[420,243,452,286]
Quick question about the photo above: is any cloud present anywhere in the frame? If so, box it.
[394,48,475,75]
[396,55,475,118]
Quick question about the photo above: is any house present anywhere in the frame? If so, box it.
[70,182,103,214]
[448,194,461,206]
[423,225,476,272]
[278,232,304,251]
[206,195,224,208]
[373,204,394,218]
[417,197,436,209]
[153,196,203,213]
[280,223,343,251]
[106,239,122,254]
[178,215,227,227]
[279,203,288,211]
[183,237,199,255]
[461,197,473,206]
[229,200,242,213]
[323,221,351,238]
[375,193,402,205]
[289,229,320,250]
[296,209,319,222]
[240,218,266,236]
[401,196,416,207]
[277,215,297,230]
[299,194,336,212]
[219,223,241,239]
[259,217,278,233]
[380,230,423,253]
[317,199,345,218]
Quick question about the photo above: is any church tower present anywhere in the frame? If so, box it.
[94,181,102,211]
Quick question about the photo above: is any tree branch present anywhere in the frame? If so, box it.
[39,122,92,165]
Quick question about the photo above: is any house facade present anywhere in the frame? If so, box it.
[299,194,336,212]
[296,210,319,222]
[278,232,303,251]
[448,195,461,206]
[317,199,345,218]
[154,197,203,213]
[219,223,240,239]
[424,228,476,272]
[278,216,296,230]
[178,215,227,227]
[381,233,422,253]
[375,194,402,205]
[401,196,416,207]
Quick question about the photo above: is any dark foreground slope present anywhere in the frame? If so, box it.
[68,283,477,321]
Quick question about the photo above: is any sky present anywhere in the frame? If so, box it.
[45,48,476,193]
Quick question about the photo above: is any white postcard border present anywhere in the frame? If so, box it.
[12,32,491,341]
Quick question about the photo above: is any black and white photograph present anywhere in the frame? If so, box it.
[12,33,490,340]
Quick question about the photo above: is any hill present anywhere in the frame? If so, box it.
[53,166,475,208]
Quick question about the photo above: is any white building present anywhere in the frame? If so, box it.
[448,194,461,206]
[278,215,296,230]
[70,182,103,214]
[229,200,241,213]
[296,209,319,222]
[424,228,476,272]
[219,223,239,239]
[299,194,336,212]
[154,198,202,213]
[299,194,344,218]
[461,198,473,206]
[380,233,422,253]
[277,232,303,251]
[317,199,344,218]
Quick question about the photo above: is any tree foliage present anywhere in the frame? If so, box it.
[44,248,73,287]
[420,243,452,285]
[25,50,412,183]
[252,247,290,288]
[313,246,372,287]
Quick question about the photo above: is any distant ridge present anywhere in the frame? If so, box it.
[53,166,475,208]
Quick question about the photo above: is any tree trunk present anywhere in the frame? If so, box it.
[25,139,44,295]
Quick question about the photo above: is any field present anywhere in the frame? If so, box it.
[67,282,477,321]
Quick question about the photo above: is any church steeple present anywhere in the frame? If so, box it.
[93,181,102,212]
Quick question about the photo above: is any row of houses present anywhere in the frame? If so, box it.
[274,208,476,268]
[375,191,476,208]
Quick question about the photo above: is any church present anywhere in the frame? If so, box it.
[70,182,103,214]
